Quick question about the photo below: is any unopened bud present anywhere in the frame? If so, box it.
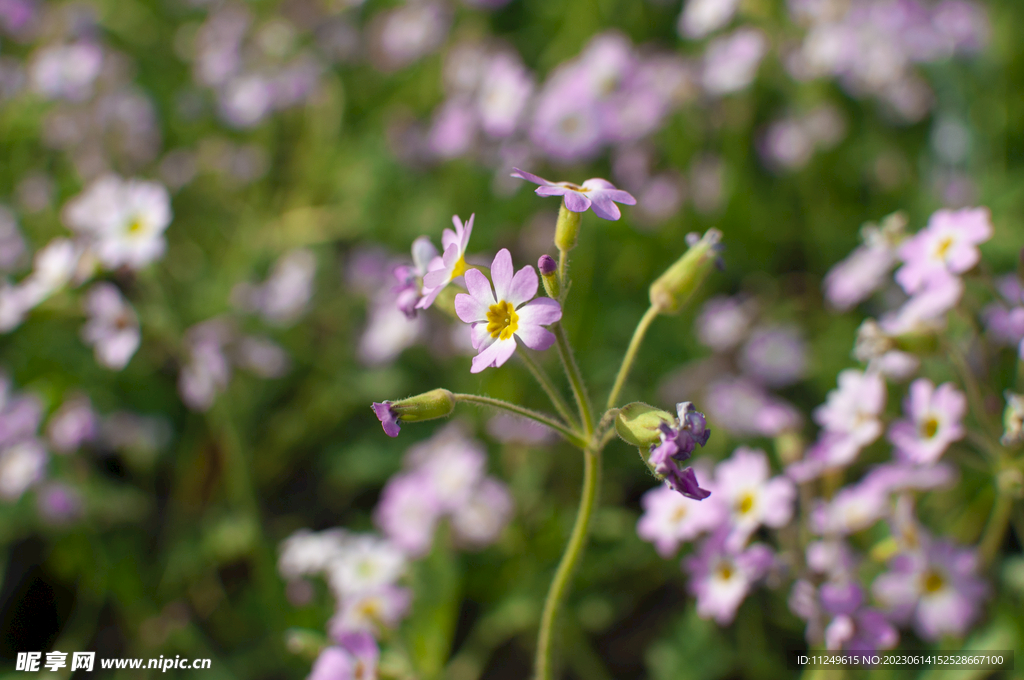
[538,254,560,299]
[649,229,723,315]
[554,203,582,253]
[372,388,455,437]
[285,628,327,660]
[614,402,674,449]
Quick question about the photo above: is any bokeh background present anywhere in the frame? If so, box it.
[0,0,1022,677]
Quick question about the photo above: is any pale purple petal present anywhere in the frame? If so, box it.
[514,325,555,351]
[588,193,622,220]
[506,265,538,307]
[491,249,514,302]
[464,268,496,307]
[471,322,495,351]
[581,178,617,191]
[471,336,517,373]
[516,297,562,326]
[459,214,474,251]
[511,168,552,186]
[536,185,570,198]
[562,191,591,213]
[455,292,489,324]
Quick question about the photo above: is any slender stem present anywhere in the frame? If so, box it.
[557,248,569,296]
[519,351,580,432]
[553,323,594,437]
[945,340,1000,440]
[606,306,659,410]
[978,486,1014,567]
[534,445,601,680]
[454,394,586,448]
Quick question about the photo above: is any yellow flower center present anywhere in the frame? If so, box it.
[671,505,687,523]
[934,236,954,259]
[486,300,519,340]
[922,569,944,593]
[736,492,755,515]
[450,255,469,279]
[920,415,939,439]
[717,561,734,581]
[127,216,145,234]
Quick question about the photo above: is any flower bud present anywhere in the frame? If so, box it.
[649,229,723,315]
[554,203,582,253]
[372,388,455,437]
[538,254,560,299]
[285,628,327,660]
[614,402,675,448]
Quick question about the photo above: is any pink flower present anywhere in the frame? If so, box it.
[454,248,562,373]
[686,529,774,625]
[888,379,966,464]
[789,370,885,481]
[329,585,411,637]
[714,447,796,549]
[374,471,442,557]
[872,536,987,641]
[80,283,140,371]
[637,479,726,557]
[418,214,474,310]
[511,168,636,221]
[308,632,379,680]
[894,207,993,294]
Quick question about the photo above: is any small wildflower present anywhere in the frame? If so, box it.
[648,402,713,500]
[371,389,456,438]
[36,482,82,525]
[888,379,966,464]
[701,28,766,95]
[511,168,636,221]
[394,237,439,317]
[0,439,46,500]
[739,325,808,388]
[329,585,411,637]
[46,395,97,454]
[823,212,906,311]
[308,632,379,680]
[278,529,350,581]
[418,214,474,310]
[450,477,514,549]
[872,536,987,641]
[714,447,796,549]
[678,0,741,39]
[327,535,406,599]
[374,471,442,557]
[696,295,755,352]
[636,478,725,557]
[686,529,774,624]
[894,207,993,294]
[454,248,562,373]
[80,283,141,371]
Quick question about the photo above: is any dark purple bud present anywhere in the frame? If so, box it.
[372,402,401,437]
[538,254,557,276]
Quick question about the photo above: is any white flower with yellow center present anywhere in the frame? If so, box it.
[417,214,474,310]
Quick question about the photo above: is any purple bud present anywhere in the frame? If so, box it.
[372,402,401,437]
[538,254,557,276]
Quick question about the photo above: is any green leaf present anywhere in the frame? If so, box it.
[645,607,733,680]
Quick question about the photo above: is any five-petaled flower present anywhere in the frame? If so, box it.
[417,214,474,310]
[454,248,562,373]
[511,168,636,220]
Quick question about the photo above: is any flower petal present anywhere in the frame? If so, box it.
[471,322,495,351]
[515,297,562,326]
[588,193,622,220]
[491,249,514,302]
[470,337,517,373]
[536,186,570,197]
[511,168,552,186]
[514,325,555,351]
[460,213,475,251]
[455,292,489,323]
[562,191,591,213]
[441,227,459,252]
[411,237,438,274]
[422,246,458,289]
[464,268,495,307]
[581,178,617,191]
[506,265,538,307]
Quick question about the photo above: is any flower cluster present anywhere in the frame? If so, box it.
[280,424,511,677]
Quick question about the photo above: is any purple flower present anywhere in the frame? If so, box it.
[824,607,898,654]
[308,632,378,680]
[704,376,802,437]
[648,402,712,500]
[511,168,636,221]
[824,214,905,311]
[394,238,439,318]
[713,447,795,549]
[418,214,474,311]
[888,379,966,464]
[894,207,993,294]
[81,283,141,371]
[872,536,987,641]
[454,248,562,373]
[686,529,774,624]
[330,585,411,637]
[46,395,97,454]
[739,325,808,388]
[37,482,82,524]
[636,476,726,557]
[374,471,441,556]
[701,28,766,95]
[695,295,755,351]
[879,274,963,335]
[450,476,514,549]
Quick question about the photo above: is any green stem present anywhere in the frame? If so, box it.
[557,248,569,296]
[978,486,1014,567]
[553,323,594,437]
[606,306,659,410]
[534,445,601,680]
[519,351,580,433]
[454,394,586,448]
